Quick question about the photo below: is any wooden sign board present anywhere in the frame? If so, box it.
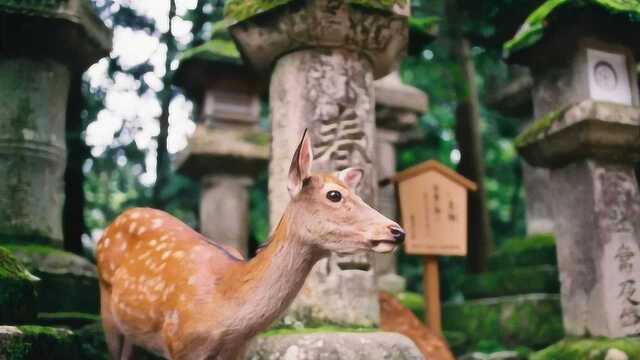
[393,160,476,257]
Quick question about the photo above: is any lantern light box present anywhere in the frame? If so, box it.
[394,160,477,257]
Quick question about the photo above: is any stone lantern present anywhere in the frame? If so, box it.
[505,1,640,338]
[225,0,422,356]
[374,70,427,293]
[0,1,111,247]
[175,37,268,258]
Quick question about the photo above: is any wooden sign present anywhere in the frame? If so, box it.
[392,160,476,335]
[393,160,476,256]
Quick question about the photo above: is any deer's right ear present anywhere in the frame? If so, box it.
[288,129,313,197]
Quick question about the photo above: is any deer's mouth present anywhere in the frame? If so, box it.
[369,239,398,253]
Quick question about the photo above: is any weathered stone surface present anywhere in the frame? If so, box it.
[531,337,640,360]
[547,160,640,337]
[268,48,380,326]
[176,126,269,180]
[521,163,554,235]
[517,100,640,168]
[379,291,455,360]
[460,352,521,360]
[7,244,99,314]
[228,0,409,79]
[200,175,252,258]
[0,247,37,325]
[0,325,79,360]
[376,273,406,295]
[246,332,424,360]
[0,59,70,246]
[442,294,564,350]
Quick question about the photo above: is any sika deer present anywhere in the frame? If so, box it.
[96,130,405,360]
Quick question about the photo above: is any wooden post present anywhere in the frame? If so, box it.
[423,255,442,335]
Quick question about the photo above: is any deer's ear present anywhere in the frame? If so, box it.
[288,129,313,197]
[338,167,364,191]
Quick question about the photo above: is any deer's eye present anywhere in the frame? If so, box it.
[326,190,342,202]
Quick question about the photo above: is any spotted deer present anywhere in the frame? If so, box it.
[96,130,406,360]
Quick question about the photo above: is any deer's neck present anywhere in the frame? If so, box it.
[222,209,321,335]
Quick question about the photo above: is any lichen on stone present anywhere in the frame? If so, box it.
[179,39,242,64]
[504,0,640,58]
[514,106,569,148]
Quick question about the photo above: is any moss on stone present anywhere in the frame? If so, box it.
[0,247,38,324]
[531,337,640,360]
[0,326,80,360]
[224,0,407,23]
[504,0,640,58]
[488,233,557,270]
[397,291,426,321]
[243,131,270,146]
[0,0,65,12]
[262,325,377,337]
[514,107,567,148]
[462,265,559,299]
[179,39,241,65]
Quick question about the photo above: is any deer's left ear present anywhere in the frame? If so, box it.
[287,129,313,197]
[338,167,364,191]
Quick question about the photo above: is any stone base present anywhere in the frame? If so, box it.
[531,337,640,360]
[0,325,79,360]
[5,244,99,314]
[0,247,38,325]
[246,332,423,360]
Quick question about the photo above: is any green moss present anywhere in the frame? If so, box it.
[0,247,38,324]
[514,107,568,148]
[243,131,270,146]
[224,0,407,23]
[504,0,640,58]
[1,326,80,360]
[397,291,426,320]
[462,265,559,299]
[531,337,640,360]
[179,39,241,65]
[489,233,557,270]
[262,325,377,336]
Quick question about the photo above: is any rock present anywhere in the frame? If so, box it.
[0,247,38,324]
[606,348,629,360]
[0,325,79,360]
[461,265,559,299]
[443,294,563,350]
[377,273,407,295]
[246,332,424,360]
[6,244,99,314]
[379,291,455,360]
[531,338,640,360]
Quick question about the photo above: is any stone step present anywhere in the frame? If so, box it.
[461,265,559,300]
[442,294,564,350]
[531,337,640,360]
[488,234,556,271]
[0,247,38,325]
[0,325,79,360]
[6,244,99,314]
[247,332,423,359]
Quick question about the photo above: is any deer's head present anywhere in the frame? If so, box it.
[286,130,405,255]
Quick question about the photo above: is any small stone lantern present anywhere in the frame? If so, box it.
[175,37,268,258]
[226,0,411,331]
[374,70,427,293]
[0,0,111,247]
[505,1,640,338]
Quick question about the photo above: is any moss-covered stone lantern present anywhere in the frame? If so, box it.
[175,35,268,258]
[374,70,427,294]
[0,0,111,247]
[225,1,420,355]
[505,0,640,338]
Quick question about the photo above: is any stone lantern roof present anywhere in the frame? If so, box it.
[503,0,640,67]
[407,15,438,56]
[0,0,112,70]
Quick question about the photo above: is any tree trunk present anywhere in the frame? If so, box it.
[152,0,177,209]
[63,72,88,254]
[446,0,493,273]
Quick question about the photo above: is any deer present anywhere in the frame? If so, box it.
[96,130,406,360]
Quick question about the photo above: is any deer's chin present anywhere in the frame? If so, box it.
[369,240,398,253]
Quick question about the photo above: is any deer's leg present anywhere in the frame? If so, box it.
[100,284,124,360]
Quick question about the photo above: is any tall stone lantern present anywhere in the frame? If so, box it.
[505,1,640,338]
[175,38,268,258]
[226,0,410,330]
[374,70,427,292]
[0,1,111,247]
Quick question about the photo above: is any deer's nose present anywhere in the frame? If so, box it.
[389,225,405,244]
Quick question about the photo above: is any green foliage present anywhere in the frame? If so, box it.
[461,265,559,299]
[0,247,38,324]
[4,326,80,360]
[504,0,640,57]
[488,233,556,270]
[531,338,640,360]
[179,39,241,64]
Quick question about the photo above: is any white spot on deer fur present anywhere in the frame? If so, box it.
[154,281,165,292]
[130,211,140,219]
[129,222,137,233]
[104,238,111,248]
[173,251,185,259]
[188,276,197,285]
[149,239,157,247]
[156,243,167,251]
[160,234,169,241]
[137,227,147,235]
[119,242,127,251]
[138,252,151,260]
[151,219,163,229]
[115,232,123,239]
[161,251,171,260]
[110,262,116,271]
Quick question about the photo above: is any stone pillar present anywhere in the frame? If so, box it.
[373,71,427,294]
[175,38,267,258]
[485,65,554,235]
[506,6,640,337]
[0,1,111,247]
[228,0,409,327]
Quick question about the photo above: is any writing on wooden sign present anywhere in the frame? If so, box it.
[392,160,476,257]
